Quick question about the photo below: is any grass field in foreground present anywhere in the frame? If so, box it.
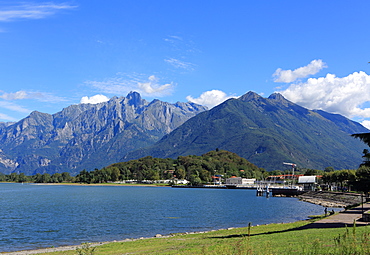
[37,217,370,255]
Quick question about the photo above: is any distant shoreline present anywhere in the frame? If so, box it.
[2,182,170,187]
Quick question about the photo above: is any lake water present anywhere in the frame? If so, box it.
[0,183,337,252]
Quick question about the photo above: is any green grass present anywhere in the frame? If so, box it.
[32,219,370,255]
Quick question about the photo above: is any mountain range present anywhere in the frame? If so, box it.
[0,92,207,175]
[0,91,368,175]
[124,92,369,171]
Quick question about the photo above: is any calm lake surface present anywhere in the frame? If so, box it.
[0,183,337,252]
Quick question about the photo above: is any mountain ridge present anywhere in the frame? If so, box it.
[0,92,207,175]
[124,92,368,171]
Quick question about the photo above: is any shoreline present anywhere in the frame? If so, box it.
[1,204,346,255]
[0,227,238,254]
[1,213,345,254]
[0,220,308,255]
[1,189,359,254]
[298,191,363,208]
[2,182,170,187]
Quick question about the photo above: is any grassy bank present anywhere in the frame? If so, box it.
[28,218,369,255]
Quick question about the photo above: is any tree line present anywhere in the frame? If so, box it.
[1,149,370,192]
[75,150,267,185]
[321,168,370,193]
[0,150,266,185]
[0,172,74,183]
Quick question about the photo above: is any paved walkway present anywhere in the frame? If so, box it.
[300,202,370,229]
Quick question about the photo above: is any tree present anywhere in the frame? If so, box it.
[189,175,202,186]
[111,167,120,182]
[175,167,186,179]
[304,169,317,176]
[270,170,283,176]
[361,149,370,167]
[322,172,333,185]
[18,173,28,183]
[146,169,160,181]
[76,170,91,183]
[0,173,6,182]
[33,173,42,183]
[352,133,370,167]
[61,172,73,182]
[355,166,370,193]
[51,173,62,183]
[8,172,19,182]
[199,169,211,183]
[324,166,335,172]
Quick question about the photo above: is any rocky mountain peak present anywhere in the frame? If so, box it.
[268,93,286,101]
[0,92,207,175]
[267,93,293,107]
[126,91,144,107]
[239,91,263,102]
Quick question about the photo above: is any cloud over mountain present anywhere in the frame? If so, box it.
[273,60,370,129]
[138,75,173,96]
[273,59,327,83]
[279,71,370,121]
[186,90,235,108]
[0,90,64,102]
[80,94,109,104]
[85,74,174,97]
[0,90,66,122]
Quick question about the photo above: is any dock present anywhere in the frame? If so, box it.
[172,184,304,197]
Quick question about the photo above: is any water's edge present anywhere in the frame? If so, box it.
[0,184,340,253]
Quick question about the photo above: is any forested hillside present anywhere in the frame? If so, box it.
[76,150,265,185]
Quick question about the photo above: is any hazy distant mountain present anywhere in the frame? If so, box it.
[125,92,369,171]
[0,92,207,175]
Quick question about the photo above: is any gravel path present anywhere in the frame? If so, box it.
[299,191,363,208]
[299,202,370,229]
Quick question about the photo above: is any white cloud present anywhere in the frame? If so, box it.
[164,35,183,43]
[278,71,370,119]
[361,120,370,130]
[86,77,136,95]
[0,101,30,113]
[137,75,173,96]
[0,90,65,102]
[0,90,29,100]
[165,58,195,71]
[80,94,110,104]
[0,3,77,22]
[0,112,17,122]
[0,90,66,121]
[273,59,327,83]
[86,74,174,97]
[186,90,236,108]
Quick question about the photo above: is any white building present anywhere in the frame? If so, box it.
[226,177,256,185]
[298,176,317,191]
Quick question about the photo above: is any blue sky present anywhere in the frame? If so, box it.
[1,1,370,128]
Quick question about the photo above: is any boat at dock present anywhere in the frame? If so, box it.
[271,187,305,197]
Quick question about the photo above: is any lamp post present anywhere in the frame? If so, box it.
[214,170,216,185]
[362,192,364,215]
